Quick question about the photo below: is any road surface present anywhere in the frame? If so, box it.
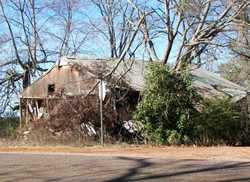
[0,152,250,182]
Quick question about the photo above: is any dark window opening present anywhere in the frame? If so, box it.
[37,99,43,107]
[48,84,55,95]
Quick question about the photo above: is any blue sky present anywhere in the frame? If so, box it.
[0,0,237,71]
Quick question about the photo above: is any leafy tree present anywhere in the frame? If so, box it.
[134,63,200,144]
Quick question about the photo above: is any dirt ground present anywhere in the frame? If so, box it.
[0,144,250,162]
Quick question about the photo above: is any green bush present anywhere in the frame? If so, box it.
[134,63,242,146]
[167,130,182,145]
[192,98,241,145]
[134,63,200,144]
[0,116,19,138]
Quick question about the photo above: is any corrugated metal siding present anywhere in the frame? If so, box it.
[21,65,98,98]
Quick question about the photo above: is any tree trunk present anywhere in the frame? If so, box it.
[23,69,31,89]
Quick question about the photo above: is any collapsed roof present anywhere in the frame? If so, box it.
[22,57,248,102]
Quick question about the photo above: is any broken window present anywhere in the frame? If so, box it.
[48,84,55,95]
[37,99,43,107]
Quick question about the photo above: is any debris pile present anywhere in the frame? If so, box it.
[23,96,144,144]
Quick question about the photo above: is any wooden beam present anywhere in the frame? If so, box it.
[19,98,22,128]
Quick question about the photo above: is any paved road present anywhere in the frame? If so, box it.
[0,153,250,182]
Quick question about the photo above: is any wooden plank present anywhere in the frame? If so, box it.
[19,98,22,128]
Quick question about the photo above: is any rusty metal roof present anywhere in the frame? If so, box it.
[58,57,145,91]
[22,57,248,102]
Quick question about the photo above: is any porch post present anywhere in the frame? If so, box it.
[247,92,250,129]
[19,97,22,128]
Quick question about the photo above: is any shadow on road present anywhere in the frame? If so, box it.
[103,157,250,182]
[103,157,153,182]
[1,154,250,182]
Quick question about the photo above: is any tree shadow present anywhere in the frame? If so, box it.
[216,177,250,182]
[103,157,153,182]
[1,155,250,182]
[104,157,250,182]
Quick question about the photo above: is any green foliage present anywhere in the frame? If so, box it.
[192,98,241,145]
[134,63,243,146]
[0,116,19,137]
[167,130,182,145]
[134,63,200,144]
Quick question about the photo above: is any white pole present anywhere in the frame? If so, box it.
[19,97,22,128]
[100,79,104,146]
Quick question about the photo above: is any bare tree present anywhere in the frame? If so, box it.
[230,2,250,60]
[45,0,91,58]
[219,3,250,88]
[128,0,250,70]
[0,0,249,115]
[0,0,51,114]
[88,0,149,59]
[0,0,91,114]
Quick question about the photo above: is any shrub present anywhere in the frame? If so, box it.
[167,130,182,145]
[192,98,241,145]
[134,63,242,146]
[0,115,19,138]
[134,63,200,144]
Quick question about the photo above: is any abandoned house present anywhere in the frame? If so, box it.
[20,57,250,129]
[20,57,144,127]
